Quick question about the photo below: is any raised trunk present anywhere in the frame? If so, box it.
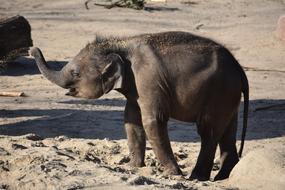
[30,47,70,89]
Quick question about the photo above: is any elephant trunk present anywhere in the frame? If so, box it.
[30,47,70,89]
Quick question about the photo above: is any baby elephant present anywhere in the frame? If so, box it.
[31,31,249,181]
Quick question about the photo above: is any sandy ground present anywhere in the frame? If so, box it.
[0,0,285,189]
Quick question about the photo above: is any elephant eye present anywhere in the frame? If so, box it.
[71,70,80,78]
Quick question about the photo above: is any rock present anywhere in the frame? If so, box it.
[0,147,10,156]
[29,156,45,165]
[128,176,158,185]
[110,166,126,173]
[66,183,84,190]
[276,15,285,41]
[55,135,69,142]
[41,160,67,173]
[0,184,9,190]
[56,150,76,160]
[40,164,51,173]
[87,142,95,146]
[11,143,28,150]
[171,182,187,189]
[84,153,101,164]
[31,141,47,147]
[110,144,121,154]
[68,170,83,176]
[145,154,158,167]
[25,134,43,141]
[117,155,130,165]
[228,148,285,190]
[0,160,9,172]
[174,152,188,160]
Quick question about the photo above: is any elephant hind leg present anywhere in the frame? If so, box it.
[214,113,239,181]
[190,120,218,181]
[190,135,217,181]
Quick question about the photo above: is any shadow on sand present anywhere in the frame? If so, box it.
[0,57,67,76]
[58,98,127,107]
[144,6,180,12]
[1,98,285,142]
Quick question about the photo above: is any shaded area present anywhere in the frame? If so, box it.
[0,109,125,140]
[0,99,284,142]
[0,57,67,76]
[58,98,126,107]
[241,99,285,140]
[144,6,180,12]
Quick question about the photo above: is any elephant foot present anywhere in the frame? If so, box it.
[189,169,211,181]
[128,158,145,167]
[214,171,230,181]
[214,161,238,181]
[163,165,182,176]
[189,173,210,181]
[214,152,239,181]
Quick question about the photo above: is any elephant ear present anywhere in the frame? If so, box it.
[101,53,124,93]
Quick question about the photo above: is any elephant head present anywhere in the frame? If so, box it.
[30,47,125,99]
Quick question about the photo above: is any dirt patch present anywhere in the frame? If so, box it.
[0,0,285,189]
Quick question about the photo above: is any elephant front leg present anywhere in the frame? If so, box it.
[142,116,182,175]
[124,100,146,167]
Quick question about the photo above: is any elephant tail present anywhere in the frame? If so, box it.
[238,67,249,158]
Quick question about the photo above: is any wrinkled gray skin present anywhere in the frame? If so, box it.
[31,31,249,181]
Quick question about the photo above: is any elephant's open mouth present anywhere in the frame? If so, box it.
[65,88,78,96]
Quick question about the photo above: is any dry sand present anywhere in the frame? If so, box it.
[0,0,285,189]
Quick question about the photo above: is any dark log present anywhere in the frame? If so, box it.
[85,0,145,10]
[0,15,33,60]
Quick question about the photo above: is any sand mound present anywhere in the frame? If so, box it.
[228,148,285,190]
